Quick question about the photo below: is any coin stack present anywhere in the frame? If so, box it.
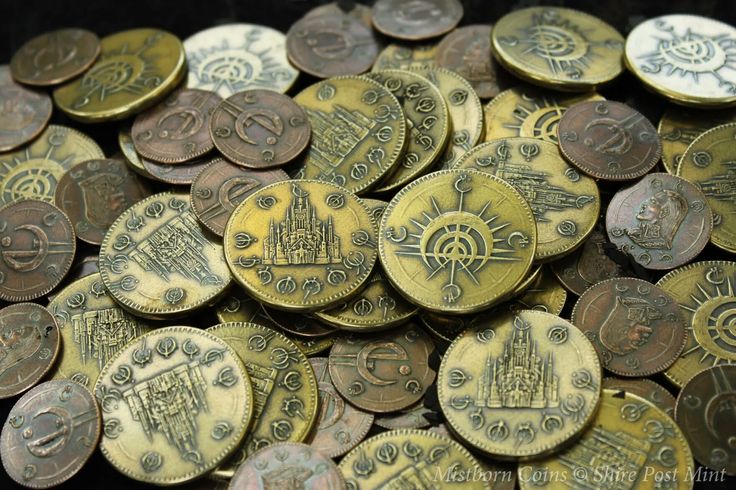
[1,2,735,489]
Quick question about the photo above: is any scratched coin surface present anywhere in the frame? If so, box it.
[0,76,52,152]
[141,155,214,186]
[0,303,59,399]
[602,377,676,417]
[435,25,502,99]
[99,192,231,318]
[94,326,253,485]
[606,173,713,270]
[328,323,436,413]
[372,43,437,70]
[371,0,464,41]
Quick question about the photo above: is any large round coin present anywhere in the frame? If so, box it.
[371,0,464,41]
[372,43,437,70]
[94,326,253,485]
[435,25,502,99]
[602,377,676,417]
[0,75,52,152]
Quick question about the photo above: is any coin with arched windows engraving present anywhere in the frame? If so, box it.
[371,0,464,41]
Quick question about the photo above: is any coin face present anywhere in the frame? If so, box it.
[435,25,502,99]
[0,303,59,399]
[99,192,231,318]
[184,24,298,98]
[141,155,214,185]
[625,15,736,107]
[602,377,676,417]
[508,266,567,316]
[53,28,186,122]
[0,77,52,152]
[606,173,713,270]
[118,126,155,179]
[371,0,464,41]
[374,401,433,430]
[373,43,437,70]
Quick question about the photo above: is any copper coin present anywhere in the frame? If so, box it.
[602,377,676,417]
[0,200,75,301]
[0,303,59,399]
[572,277,687,376]
[131,88,221,163]
[371,0,464,41]
[141,154,213,185]
[287,14,379,78]
[0,75,52,152]
[10,29,100,86]
[606,173,713,270]
[264,306,336,338]
[558,100,661,181]
[54,158,152,245]
[191,158,289,236]
[211,90,311,168]
[0,380,100,488]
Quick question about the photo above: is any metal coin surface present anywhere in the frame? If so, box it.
[0,303,59,399]
[374,401,433,430]
[507,266,567,316]
[118,126,155,179]
[46,254,101,303]
[606,173,713,270]
[371,0,464,41]
[304,2,374,25]
[372,43,437,70]
[141,155,213,185]
[0,380,100,488]
[419,310,483,344]
[264,306,335,338]
[0,76,52,152]
[435,25,502,99]
[602,377,676,417]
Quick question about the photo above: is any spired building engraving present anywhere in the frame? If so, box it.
[243,361,277,418]
[697,161,736,203]
[72,308,142,369]
[305,104,376,170]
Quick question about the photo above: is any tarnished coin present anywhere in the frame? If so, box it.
[94,326,253,485]
[572,277,687,377]
[0,303,59,399]
[54,158,151,245]
[606,173,713,270]
[0,77,52,152]
[508,266,567,316]
[211,90,310,168]
[304,2,374,25]
[328,323,435,413]
[141,155,213,185]
[10,29,100,86]
[374,401,433,430]
[47,254,101,303]
[373,43,437,70]
[435,25,502,99]
[602,377,676,417]
[215,289,275,326]
[53,28,187,122]
[438,310,601,459]
[184,24,298,98]
[191,158,289,236]
[0,200,75,302]
[0,380,100,488]
[118,126,155,179]
[558,100,661,180]
[264,306,335,337]
[371,0,464,41]
[99,192,231,318]
[419,310,481,344]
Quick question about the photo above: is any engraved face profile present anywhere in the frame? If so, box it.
[599,296,661,355]
[626,189,688,250]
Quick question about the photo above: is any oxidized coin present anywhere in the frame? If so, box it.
[625,15,736,107]
[435,25,502,99]
[99,192,231,318]
[292,76,406,194]
[372,43,437,70]
[224,180,378,311]
[558,100,661,181]
[379,170,536,313]
[54,158,152,245]
[455,138,600,261]
[571,277,687,376]
[94,326,253,485]
[10,29,100,86]
[304,2,374,25]
[53,28,186,122]
[0,380,100,488]
[492,7,624,91]
[602,377,676,417]
[0,200,75,302]
[264,306,335,337]
[190,158,289,236]
[438,310,601,459]
[508,266,567,316]
[0,76,52,152]
[328,323,435,413]
[606,173,713,270]
[374,401,433,430]
[184,24,298,98]
[371,0,464,41]
[0,303,59,399]
[229,442,345,490]
[211,90,310,168]
[132,88,222,163]
[118,126,155,179]
[142,155,213,185]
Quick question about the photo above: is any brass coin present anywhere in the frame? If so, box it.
[292,333,337,357]
[53,28,187,122]
[494,7,624,91]
[47,253,101,303]
[328,323,436,413]
[215,289,275,326]
[372,43,437,71]
[94,326,253,485]
[371,0,464,41]
[507,266,567,316]
[0,303,59,399]
[264,305,336,338]
[0,380,100,488]
[291,76,406,194]
[118,126,155,179]
[419,309,482,344]
[99,192,231,318]
[455,138,600,261]
[602,377,675,417]
[142,155,214,185]
[10,29,100,86]
[0,74,52,152]
[374,400,432,430]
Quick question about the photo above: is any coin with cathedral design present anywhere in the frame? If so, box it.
[438,310,601,458]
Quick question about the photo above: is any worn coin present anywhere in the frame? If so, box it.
[46,254,101,303]
[371,0,464,41]
[602,377,676,417]
[117,126,155,179]
[374,400,433,430]
[508,266,567,316]
[0,77,52,152]
[264,306,335,337]
[435,25,502,99]
[372,43,437,70]
[141,155,213,185]
[419,310,483,344]
[304,2,374,25]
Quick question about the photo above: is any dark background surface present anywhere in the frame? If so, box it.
[1,0,735,488]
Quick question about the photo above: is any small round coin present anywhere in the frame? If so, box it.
[602,377,676,417]
[372,43,437,70]
[371,0,464,41]
[0,78,52,152]
[435,25,502,99]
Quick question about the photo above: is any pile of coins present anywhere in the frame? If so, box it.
[1,1,735,489]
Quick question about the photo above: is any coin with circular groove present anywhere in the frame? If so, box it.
[0,76,52,152]
[507,266,567,316]
[602,377,676,417]
[371,0,464,41]
[118,126,155,179]
[141,155,214,185]
[372,43,437,71]
[0,380,100,489]
[0,303,59,399]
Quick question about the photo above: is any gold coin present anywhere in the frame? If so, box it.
[224,180,378,311]
[438,310,601,459]
[94,326,253,485]
[455,138,599,261]
[372,43,437,71]
[518,390,694,489]
[492,7,624,91]
[118,125,155,179]
[99,192,231,318]
[380,169,536,313]
[0,125,104,205]
[53,28,186,122]
[507,266,567,316]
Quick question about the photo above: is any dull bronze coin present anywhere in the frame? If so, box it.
[141,154,214,185]
[371,0,464,41]
[0,74,52,152]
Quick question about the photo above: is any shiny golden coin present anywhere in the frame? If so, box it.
[455,138,599,261]
[118,126,156,179]
[438,310,601,459]
[602,377,676,417]
[99,192,231,318]
[53,28,186,122]
[372,43,437,71]
[507,266,567,316]
[94,326,253,485]
[374,400,432,430]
